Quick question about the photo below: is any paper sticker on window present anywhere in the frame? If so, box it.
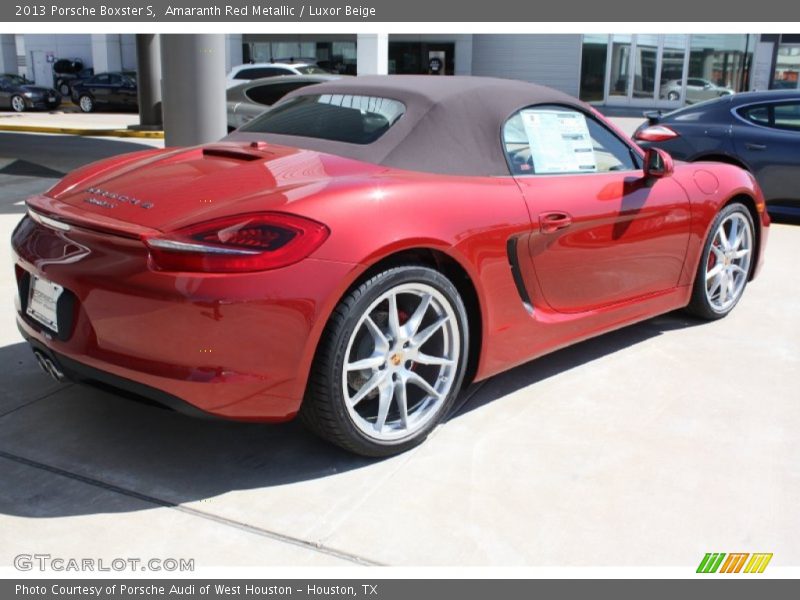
[520,109,597,174]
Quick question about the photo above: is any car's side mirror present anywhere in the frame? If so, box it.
[643,147,674,178]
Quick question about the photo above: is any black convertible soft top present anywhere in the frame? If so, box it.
[227,75,587,177]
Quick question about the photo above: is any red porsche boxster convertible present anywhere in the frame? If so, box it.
[12,76,769,456]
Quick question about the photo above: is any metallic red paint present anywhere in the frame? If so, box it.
[12,129,769,422]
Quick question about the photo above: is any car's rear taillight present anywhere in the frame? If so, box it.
[145,213,329,273]
[634,125,679,142]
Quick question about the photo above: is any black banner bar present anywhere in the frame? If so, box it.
[3,0,800,22]
[3,580,800,600]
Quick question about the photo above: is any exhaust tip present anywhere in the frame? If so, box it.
[32,350,66,383]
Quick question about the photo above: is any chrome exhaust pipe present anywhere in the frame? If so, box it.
[32,350,66,382]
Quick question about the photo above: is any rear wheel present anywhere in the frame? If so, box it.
[58,82,71,97]
[301,266,469,457]
[78,95,94,113]
[686,202,754,320]
[667,91,680,101]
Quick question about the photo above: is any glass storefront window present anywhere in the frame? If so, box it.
[579,34,609,102]
[632,34,659,100]
[243,41,357,75]
[660,35,687,102]
[688,34,752,94]
[608,34,632,98]
[772,45,800,90]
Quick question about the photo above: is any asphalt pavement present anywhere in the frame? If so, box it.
[0,127,797,569]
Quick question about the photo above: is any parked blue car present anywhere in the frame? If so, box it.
[634,90,800,218]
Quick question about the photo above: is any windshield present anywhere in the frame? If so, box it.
[241,94,406,144]
[4,74,29,86]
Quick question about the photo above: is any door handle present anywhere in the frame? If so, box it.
[745,143,767,151]
[539,211,572,234]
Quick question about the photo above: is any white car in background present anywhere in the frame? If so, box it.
[661,77,734,103]
[226,62,330,89]
[226,75,342,130]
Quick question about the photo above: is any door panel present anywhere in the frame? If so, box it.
[516,173,692,313]
[733,108,800,202]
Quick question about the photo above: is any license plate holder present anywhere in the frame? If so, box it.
[26,274,63,333]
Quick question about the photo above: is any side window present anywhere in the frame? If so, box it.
[245,81,317,106]
[235,68,282,80]
[108,74,122,85]
[738,104,770,126]
[93,74,110,85]
[503,106,637,176]
[773,102,800,131]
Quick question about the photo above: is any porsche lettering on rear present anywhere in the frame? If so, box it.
[85,187,154,209]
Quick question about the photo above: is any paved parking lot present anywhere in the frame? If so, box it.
[0,129,797,568]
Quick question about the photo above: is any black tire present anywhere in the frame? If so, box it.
[300,265,469,457]
[58,82,71,97]
[685,202,754,320]
[10,95,26,113]
[78,94,94,113]
[667,91,679,101]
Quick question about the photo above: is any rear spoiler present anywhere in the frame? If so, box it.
[643,110,662,125]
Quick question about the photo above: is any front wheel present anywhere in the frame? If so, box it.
[78,95,94,112]
[686,202,754,320]
[300,266,469,457]
[10,95,26,112]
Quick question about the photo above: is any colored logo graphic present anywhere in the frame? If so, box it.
[697,553,773,573]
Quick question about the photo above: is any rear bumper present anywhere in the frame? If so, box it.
[12,215,359,422]
[22,331,217,419]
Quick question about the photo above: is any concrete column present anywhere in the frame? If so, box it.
[454,35,473,76]
[0,35,17,75]
[161,34,227,147]
[225,34,243,73]
[91,34,123,73]
[132,34,162,129]
[356,34,388,76]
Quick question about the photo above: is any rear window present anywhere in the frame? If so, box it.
[244,81,319,106]
[295,66,328,75]
[234,67,285,80]
[240,94,406,144]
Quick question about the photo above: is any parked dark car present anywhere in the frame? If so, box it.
[71,71,138,112]
[0,74,60,112]
[634,90,800,217]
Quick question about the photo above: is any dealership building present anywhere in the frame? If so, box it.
[3,33,799,109]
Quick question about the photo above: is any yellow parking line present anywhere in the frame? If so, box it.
[0,124,164,138]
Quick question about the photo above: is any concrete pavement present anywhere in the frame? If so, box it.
[0,129,797,569]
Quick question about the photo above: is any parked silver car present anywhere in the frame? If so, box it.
[661,78,734,103]
[226,75,341,131]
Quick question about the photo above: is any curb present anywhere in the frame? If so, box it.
[0,124,164,139]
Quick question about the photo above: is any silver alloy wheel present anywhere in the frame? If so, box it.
[342,282,460,441]
[705,212,753,313]
[79,96,93,112]
[11,96,25,112]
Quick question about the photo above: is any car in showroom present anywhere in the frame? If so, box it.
[226,61,330,89]
[71,71,138,112]
[634,89,800,217]
[661,77,734,103]
[0,74,60,112]
[12,76,769,456]
[227,74,340,130]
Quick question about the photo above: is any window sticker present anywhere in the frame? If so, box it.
[520,109,597,174]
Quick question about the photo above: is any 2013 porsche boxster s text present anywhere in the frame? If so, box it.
[12,76,769,456]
